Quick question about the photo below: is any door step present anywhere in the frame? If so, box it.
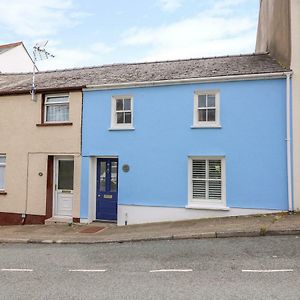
[45,217,73,225]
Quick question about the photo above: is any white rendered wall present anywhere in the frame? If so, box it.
[117,205,281,225]
[0,45,33,73]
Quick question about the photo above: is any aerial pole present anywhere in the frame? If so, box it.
[31,41,54,101]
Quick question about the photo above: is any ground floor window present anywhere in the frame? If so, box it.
[0,155,6,191]
[188,156,226,208]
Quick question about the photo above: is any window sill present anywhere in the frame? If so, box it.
[36,122,73,127]
[185,204,229,211]
[191,125,222,129]
[109,127,135,131]
[0,191,7,195]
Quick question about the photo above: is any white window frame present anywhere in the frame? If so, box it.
[44,94,70,123]
[0,154,6,191]
[187,156,227,210]
[192,90,221,128]
[110,95,134,130]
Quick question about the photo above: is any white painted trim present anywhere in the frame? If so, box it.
[88,157,97,223]
[191,125,222,129]
[53,156,74,217]
[185,205,229,211]
[188,156,226,209]
[0,154,6,191]
[80,218,89,224]
[117,205,282,225]
[193,90,221,128]
[108,127,135,131]
[84,72,291,91]
[286,74,293,211]
[44,94,70,124]
[110,95,134,130]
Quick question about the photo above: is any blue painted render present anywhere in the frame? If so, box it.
[80,79,288,219]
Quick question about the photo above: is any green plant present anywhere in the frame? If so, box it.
[260,226,267,236]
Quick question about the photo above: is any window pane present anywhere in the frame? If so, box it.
[198,109,207,121]
[207,109,215,122]
[208,180,222,200]
[0,156,5,164]
[207,95,215,107]
[116,99,123,111]
[58,160,74,190]
[46,104,69,122]
[192,160,206,179]
[198,95,206,108]
[0,165,5,190]
[116,112,124,124]
[45,96,69,104]
[100,161,106,192]
[124,99,131,110]
[110,162,118,192]
[124,112,132,124]
[193,180,206,199]
[209,160,221,179]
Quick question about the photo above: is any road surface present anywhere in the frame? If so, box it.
[0,236,299,299]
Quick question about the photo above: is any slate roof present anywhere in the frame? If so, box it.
[0,53,289,95]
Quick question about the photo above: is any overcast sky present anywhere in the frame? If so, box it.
[0,0,259,70]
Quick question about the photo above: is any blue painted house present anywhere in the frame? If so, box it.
[80,54,292,225]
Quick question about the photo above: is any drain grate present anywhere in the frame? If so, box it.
[79,227,106,234]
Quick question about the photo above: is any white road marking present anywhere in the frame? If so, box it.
[242,269,293,273]
[1,269,33,272]
[69,269,106,272]
[149,269,193,273]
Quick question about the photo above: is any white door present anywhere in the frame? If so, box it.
[54,157,74,217]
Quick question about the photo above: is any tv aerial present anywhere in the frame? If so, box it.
[31,41,55,101]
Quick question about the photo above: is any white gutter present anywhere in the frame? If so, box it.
[286,72,293,211]
[84,72,289,91]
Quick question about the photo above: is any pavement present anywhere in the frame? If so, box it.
[0,212,299,244]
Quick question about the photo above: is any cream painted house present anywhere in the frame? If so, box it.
[256,0,300,211]
[0,42,35,73]
[0,70,84,224]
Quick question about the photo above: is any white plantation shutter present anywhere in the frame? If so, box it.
[192,159,222,201]
[208,160,222,200]
[192,160,206,199]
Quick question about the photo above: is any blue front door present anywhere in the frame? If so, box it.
[96,158,118,221]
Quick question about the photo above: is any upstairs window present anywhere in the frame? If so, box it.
[44,94,69,123]
[0,155,6,191]
[193,91,220,127]
[111,96,134,130]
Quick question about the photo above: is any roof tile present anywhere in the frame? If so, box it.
[0,53,289,95]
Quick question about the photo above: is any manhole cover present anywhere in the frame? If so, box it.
[79,227,106,234]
